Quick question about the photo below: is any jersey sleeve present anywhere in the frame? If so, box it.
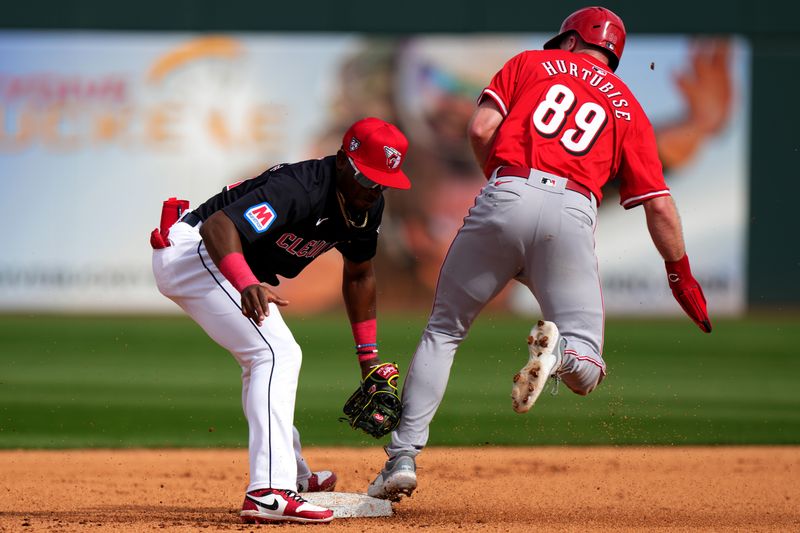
[222,174,311,243]
[616,108,671,209]
[335,229,379,264]
[478,52,526,117]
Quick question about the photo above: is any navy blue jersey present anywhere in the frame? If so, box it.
[193,156,383,285]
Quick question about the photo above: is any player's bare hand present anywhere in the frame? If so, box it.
[240,283,289,326]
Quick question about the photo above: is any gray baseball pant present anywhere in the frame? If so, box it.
[388,169,607,457]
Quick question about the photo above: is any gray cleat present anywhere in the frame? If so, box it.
[367,453,417,501]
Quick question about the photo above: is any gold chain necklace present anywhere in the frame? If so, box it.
[336,189,369,229]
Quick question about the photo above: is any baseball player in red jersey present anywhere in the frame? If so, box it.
[151,118,411,523]
[368,6,711,501]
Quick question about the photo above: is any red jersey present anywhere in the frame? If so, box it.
[479,49,670,208]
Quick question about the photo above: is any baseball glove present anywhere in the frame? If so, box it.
[341,362,402,438]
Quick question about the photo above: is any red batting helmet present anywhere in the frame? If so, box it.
[543,6,626,71]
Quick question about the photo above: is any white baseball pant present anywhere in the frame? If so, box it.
[152,219,310,492]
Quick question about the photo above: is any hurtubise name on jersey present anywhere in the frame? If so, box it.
[540,60,632,121]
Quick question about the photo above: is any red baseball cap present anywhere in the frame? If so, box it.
[342,117,411,190]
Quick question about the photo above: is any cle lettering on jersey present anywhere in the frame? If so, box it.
[244,202,278,233]
[276,233,337,258]
[540,59,631,121]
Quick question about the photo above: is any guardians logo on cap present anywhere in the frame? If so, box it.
[384,146,402,170]
[343,117,411,190]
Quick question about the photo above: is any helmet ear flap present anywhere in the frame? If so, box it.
[542,32,567,52]
[542,30,577,52]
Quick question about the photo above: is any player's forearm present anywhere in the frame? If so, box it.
[199,211,245,267]
[643,196,686,262]
[469,136,494,170]
[199,211,261,293]
[342,261,377,323]
[467,103,503,170]
[343,260,379,376]
[468,115,496,169]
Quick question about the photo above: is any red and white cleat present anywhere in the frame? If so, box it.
[298,470,337,493]
[240,488,334,524]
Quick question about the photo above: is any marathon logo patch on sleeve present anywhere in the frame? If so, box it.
[244,202,277,233]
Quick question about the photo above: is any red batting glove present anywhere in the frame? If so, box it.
[665,255,712,333]
[150,227,169,249]
[150,197,191,250]
[160,197,190,235]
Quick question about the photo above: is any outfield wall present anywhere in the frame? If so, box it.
[0,33,750,315]
[1,1,797,312]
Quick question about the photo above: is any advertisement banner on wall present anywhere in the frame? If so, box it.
[0,32,749,315]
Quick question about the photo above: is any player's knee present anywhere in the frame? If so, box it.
[247,340,302,370]
[283,341,303,369]
[567,381,596,396]
[561,364,604,396]
[426,315,470,341]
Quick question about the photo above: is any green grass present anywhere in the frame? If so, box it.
[0,313,798,448]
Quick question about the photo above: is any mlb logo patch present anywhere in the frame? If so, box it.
[245,202,277,233]
[541,177,557,187]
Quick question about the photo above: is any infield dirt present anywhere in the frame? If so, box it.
[1,446,798,532]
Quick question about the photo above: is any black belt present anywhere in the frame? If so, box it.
[182,211,202,227]
[496,166,592,201]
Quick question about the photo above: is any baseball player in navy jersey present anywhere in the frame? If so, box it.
[151,117,411,524]
[368,6,712,501]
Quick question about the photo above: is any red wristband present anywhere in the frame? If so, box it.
[352,318,377,345]
[218,253,259,293]
[352,319,378,362]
